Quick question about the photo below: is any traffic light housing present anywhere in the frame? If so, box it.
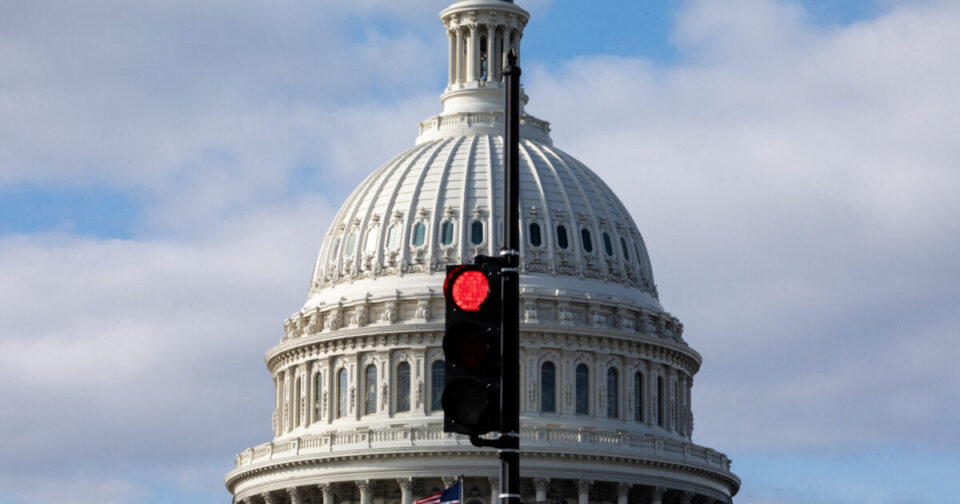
[441,263,502,436]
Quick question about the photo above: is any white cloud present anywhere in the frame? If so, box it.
[1,0,959,501]
[525,0,960,452]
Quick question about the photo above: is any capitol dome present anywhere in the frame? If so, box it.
[227,1,740,503]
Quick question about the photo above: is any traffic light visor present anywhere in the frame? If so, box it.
[448,269,489,311]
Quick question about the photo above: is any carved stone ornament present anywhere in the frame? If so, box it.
[416,377,424,407]
[349,386,356,413]
[557,303,574,326]
[415,299,430,320]
[523,300,539,323]
[328,309,342,331]
[381,302,397,323]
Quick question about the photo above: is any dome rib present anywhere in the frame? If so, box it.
[482,135,497,257]
[400,137,458,272]
[517,138,555,272]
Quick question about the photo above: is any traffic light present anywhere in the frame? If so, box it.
[441,263,502,436]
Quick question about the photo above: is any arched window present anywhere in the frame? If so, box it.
[575,364,589,415]
[364,365,377,415]
[337,368,348,419]
[557,225,569,249]
[540,362,556,413]
[621,237,630,261]
[633,372,643,422]
[603,232,614,257]
[412,222,426,247]
[529,222,542,247]
[440,221,455,246]
[314,372,322,421]
[657,375,665,427]
[396,362,411,412]
[606,368,618,418]
[471,221,484,245]
[345,232,357,257]
[431,360,445,411]
[581,228,593,253]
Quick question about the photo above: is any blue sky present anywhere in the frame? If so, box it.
[1,0,959,503]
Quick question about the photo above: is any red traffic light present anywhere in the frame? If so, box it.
[446,269,489,311]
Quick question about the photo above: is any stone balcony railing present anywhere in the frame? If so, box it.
[231,424,732,474]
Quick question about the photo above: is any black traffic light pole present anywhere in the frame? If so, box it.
[499,50,521,504]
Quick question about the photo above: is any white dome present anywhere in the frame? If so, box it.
[308,132,659,313]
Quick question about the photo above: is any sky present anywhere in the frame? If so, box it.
[1,0,958,503]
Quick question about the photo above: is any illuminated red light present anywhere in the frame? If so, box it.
[451,270,489,311]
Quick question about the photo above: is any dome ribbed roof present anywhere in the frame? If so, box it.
[308,133,659,310]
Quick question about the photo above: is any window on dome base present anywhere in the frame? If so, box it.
[621,237,630,261]
[431,360,444,411]
[603,232,614,257]
[364,365,377,415]
[314,372,322,422]
[440,221,455,246]
[557,225,569,249]
[337,368,348,419]
[412,222,426,247]
[540,362,556,413]
[657,375,665,428]
[471,220,484,245]
[581,228,593,253]
[575,364,589,415]
[529,222,542,247]
[607,368,618,418]
[396,362,411,412]
[634,371,644,422]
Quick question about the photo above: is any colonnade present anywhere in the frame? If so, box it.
[445,13,523,89]
[238,477,724,504]
[269,344,695,441]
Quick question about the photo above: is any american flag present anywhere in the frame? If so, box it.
[414,481,461,504]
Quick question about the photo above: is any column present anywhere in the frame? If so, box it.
[501,29,509,74]
[468,26,479,83]
[534,478,549,502]
[448,30,457,86]
[486,23,496,84]
[356,480,372,504]
[650,487,666,504]
[318,483,334,504]
[398,478,413,504]
[287,487,303,504]
[489,476,499,504]
[261,491,276,504]
[616,483,631,504]
[455,28,464,85]
[577,480,592,504]
[466,25,480,83]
